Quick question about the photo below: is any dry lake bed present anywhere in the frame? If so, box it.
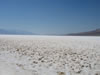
[0,35,100,75]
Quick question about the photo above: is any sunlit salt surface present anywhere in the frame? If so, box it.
[0,35,100,75]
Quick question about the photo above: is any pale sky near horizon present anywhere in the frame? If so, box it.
[0,0,100,34]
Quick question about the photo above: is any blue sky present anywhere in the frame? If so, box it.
[0,0,100,34]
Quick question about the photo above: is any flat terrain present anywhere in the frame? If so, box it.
[0,35,100,75]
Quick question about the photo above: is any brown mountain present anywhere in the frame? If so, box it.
[68,29,100,36]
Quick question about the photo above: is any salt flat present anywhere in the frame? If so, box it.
[0,35,100,75]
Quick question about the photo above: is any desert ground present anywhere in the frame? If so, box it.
[0,35,100,75]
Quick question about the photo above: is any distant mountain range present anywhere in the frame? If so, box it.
[68,28,100,36]
[0,29,34,35]
[0,28,100,36]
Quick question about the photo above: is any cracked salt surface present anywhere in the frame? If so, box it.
[0,35,100,75]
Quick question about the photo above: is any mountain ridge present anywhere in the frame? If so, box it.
[68,28,100,36]
[0,28,34,35]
